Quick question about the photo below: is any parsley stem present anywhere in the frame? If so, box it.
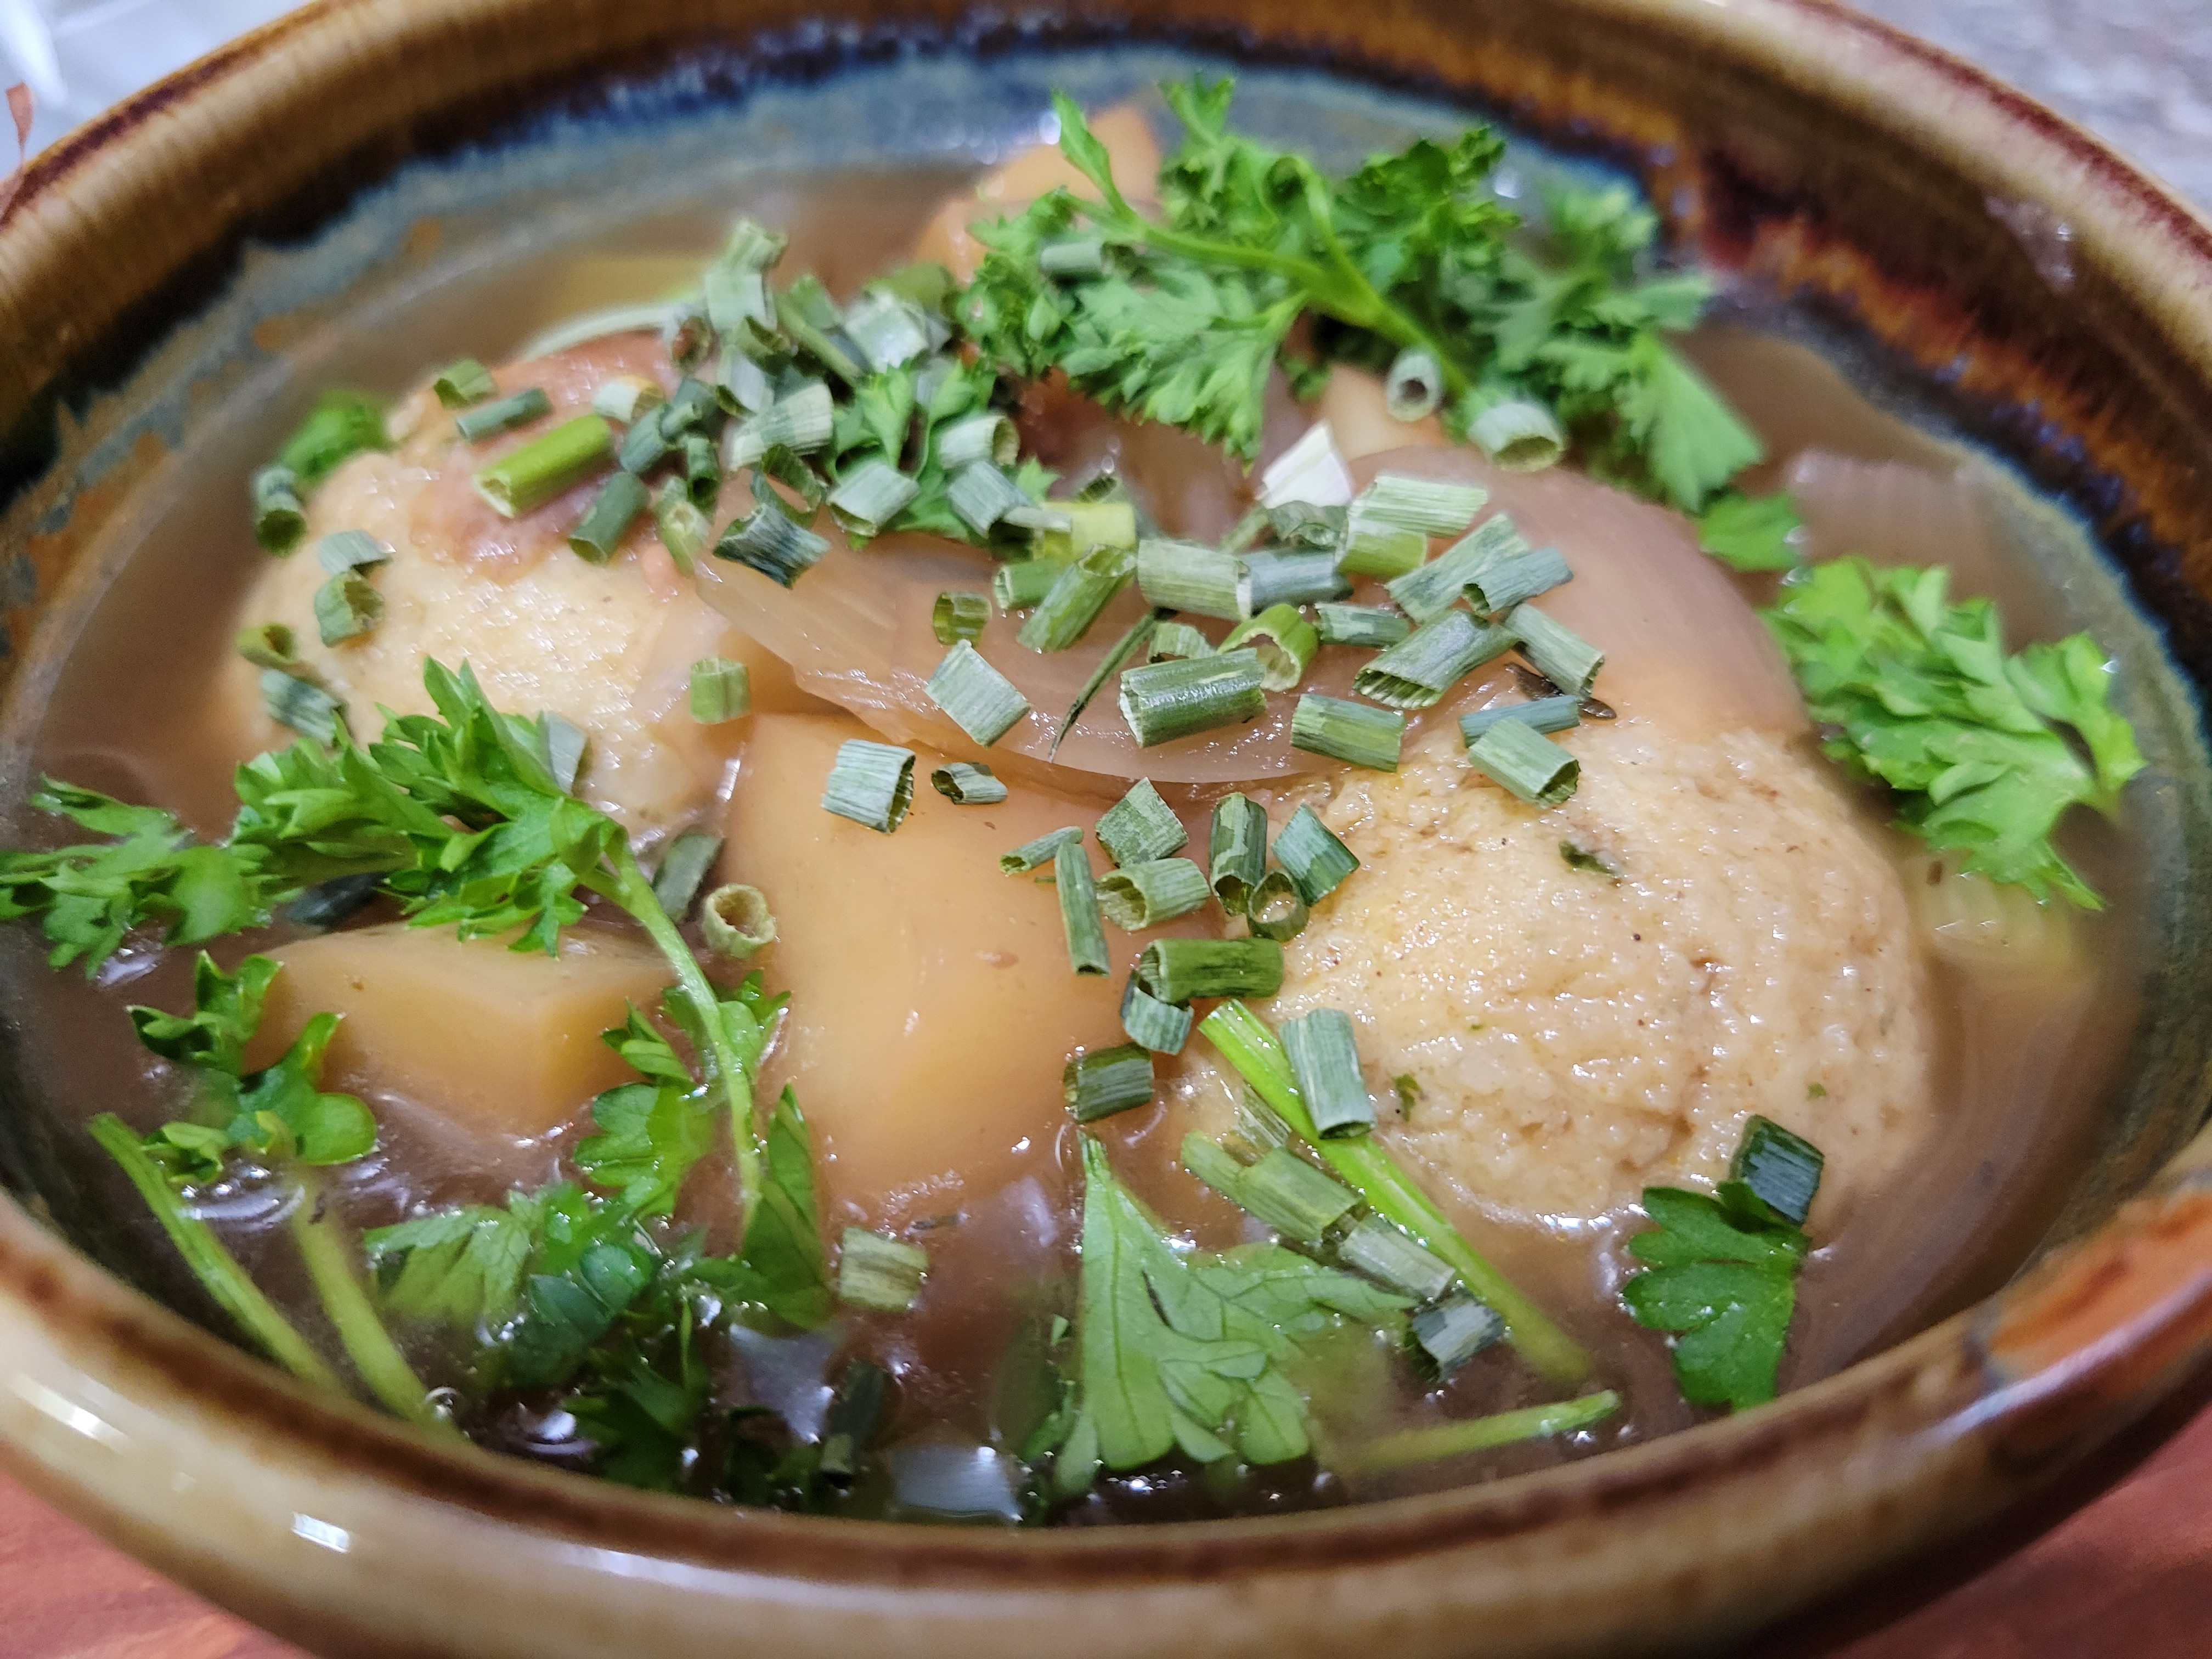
[1199,1001,1591,1385]
[1335,1390,1621,1475]
[288,1175,445,1428]
[88,1114,341,1391]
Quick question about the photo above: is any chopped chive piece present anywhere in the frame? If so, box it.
[1409,1295,1506,1381]
[1337,514,1426,581]
[1291,693,1403,771]
[651,478,710,573]
[938,412,1018,471]
[844,287,933,373]
[618,409,674,475]
[774,281,864,386]
[688,656,751,724]
[993,559,1060,612]
[1001,826,1085,875]
[1508,604,1604,697]
[1388,514,1531,623]
[663,297,715,372]
[454,386,551,443]
[1338,1215,1455,1302]
[713,486,831,588]
[662,375,722,435]
[472,415,613,517]
[724,381,834,469]
[651,830,723,917]
[1314,603,1412,649]
[1120,975,1193,1054]
[1466,718,1579,806]
[715,346,774,418]
[1341,1392,1621,1475]
[1274,806,1359,904]
[948,460,1036,538]
[312,572,382,646]
[837,1228,929,1313]
[568,470,649,564]
[828,459,921,538]
[821,738,916,833]
[1282,1008,1374,1138]
[1730,1116,1825,1226]
[262,668,343,743]
[1221,603,1319,692]
[1239,550,1351,615]
[431,358,496,409]
[1384,348,1446,421]
[1098,857,1210,930]
[591,375,665,424]
[1259,421,1355,509]
[1064,1042,1156,1121]
[235,622,301,672]
[1148,622,1216,661]
[277,388,389,484]
[681,431,721,510]
[756,443,827,514]
[1136,536,1243,620]
[1036,499,1138,562]
[1468,399,1566,472]
[1244,869,1309,941]
[314,529,390,574]
[926,640,1031,747]
[1264,500,1347,551]
[1135,937,1283,1003]
[699,882,776,958]
[1054,842,1110,977]
[1353,610,1517,710]
[1096,778,1188,867]
[539,712,588,793]
[1209,793,1268,914]
[1017,545,1133,653]
[930,763,1007,805]
[1181,1131,1252,1205]
[1184,1135,1358,1244]
[1459,695,1582,744]
[1232,1092,1294,1159]
[250,466,307,554]
[1118,650,1267,747]
[1463,545,1572,618]
[1355,474,1488,537]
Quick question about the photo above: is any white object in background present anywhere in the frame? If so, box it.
[0,0,64,106]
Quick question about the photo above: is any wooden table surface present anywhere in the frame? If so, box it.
[3,1396,2209,1658]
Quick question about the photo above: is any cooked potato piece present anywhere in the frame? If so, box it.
[250,922,674,1138]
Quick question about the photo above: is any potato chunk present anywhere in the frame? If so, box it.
[251,923,674,1138]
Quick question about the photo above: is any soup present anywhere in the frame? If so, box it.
[0,69,2166,1525]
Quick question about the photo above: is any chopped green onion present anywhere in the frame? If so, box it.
[932,590,990,647]
[714,346,774,417]
[821,738,917,833]
[250,466,307,554]
[1291,692,1403,771]
[1135,536,1243,620]
[262,668,343,743]
[1337,513,1425,581]
[1338,1215,1455,1302]
[756,443,826,513]
[431,358,497,409]
[567,470,649,564]
[993,559,1059,612]
[1354,611,1517,710]
[1244,869,1309,941]
[276,388,389,484]
[1184,1135,1357,1244]
[1508,604,1604,697]
[1464,546,1572,618]
[235,622,302,672]
[704,266,777,352]
[926,640,1031,747]
[1000,826,1084,876]
[828,460,920,538]
[662,375,723,435]
[650,830,723,917]
[1258,421,1353,509]
[698,882,775,959]
[1282,1008,1374,1138]
[663,297,715,372]
[1221,603,1319,692]
[1468,399,1566,472]
[454,386,551,443]
[1096,778,1188,867]
[1037,231,1112,275]
[837,1227,929,1313]
[689,656,751,724]
[938,412,1018,471]
[472,415,613,517]
[1388,514,1531,623]
[681,431,721,510]
[844,287,933,373]
[1409,1295,1506,1381]
[949,460,1036,538]
[591,375,665,424]
[314,529,390,574]
[1459,695,1582,744]
[819,1357,890,1487]
[1232,1092,1294,1160]
[312,572,381,646]
[1209,793,1268,915]
[1730,1116,1825,1226]
[774,280,864,386]
[930,763,1006,805]
[1054,842,1110,977]
[1148,622,1215,661]
[724,381,834,469]
[1135,937,1284,1003]
[1355,474,1488,537]
[1384,348,1445,422]
[1339,1392,1621,1475]
[1314,603,1412,649]
[712,486,831,588]
[1097,857,1210,930]
[1049,609,1159,760]
[651,478,710,573]
[1118,650,1267,747]
[1265,500,1347,551]
[1239,550,1350,615]
[539,713,588,793]
[1018,544,1133,653]
[1036,499,1138,562]
[617,408,674,475]
[1064,1042,1155,1121]
[1465,718,1579,806]
[1274,806,1359,904]
[1120,975,1193,1054]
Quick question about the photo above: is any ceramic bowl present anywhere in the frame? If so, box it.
[3,1,2211,1654]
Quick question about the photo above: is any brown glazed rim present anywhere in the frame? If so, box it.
[3,0,2212,1631]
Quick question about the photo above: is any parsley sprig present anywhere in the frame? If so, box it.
[1620,1185,1810,1412]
